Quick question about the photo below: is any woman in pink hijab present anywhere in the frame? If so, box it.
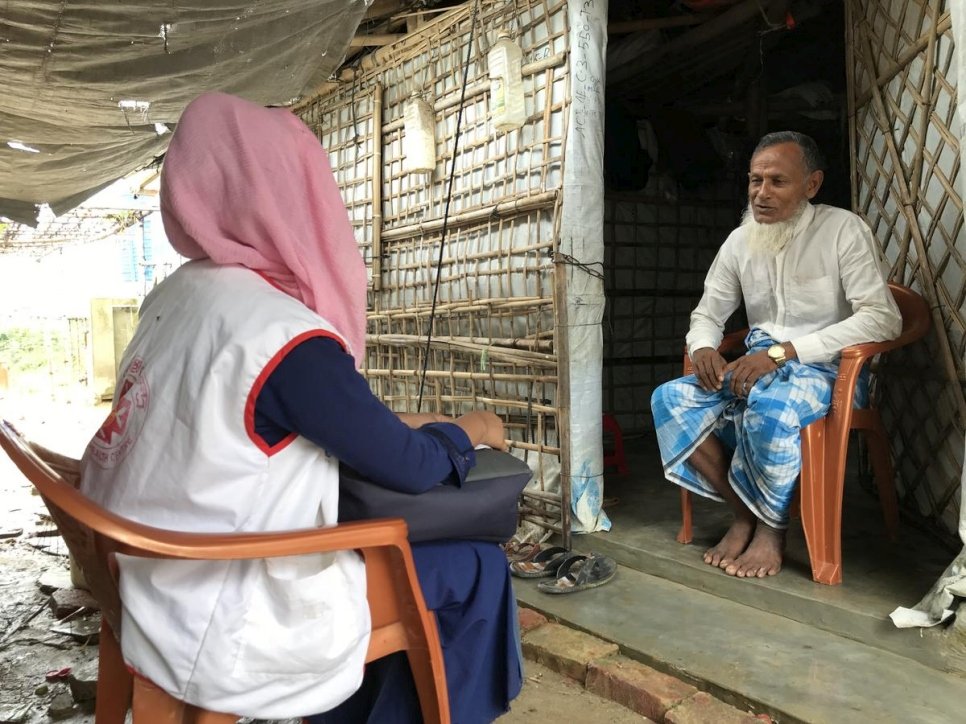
[81,93,522,723]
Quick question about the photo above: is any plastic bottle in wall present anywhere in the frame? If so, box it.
[403,93,436,173]
[488,32,526,132]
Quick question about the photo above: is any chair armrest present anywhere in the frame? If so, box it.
[840,339,906,363]
[112,517,412,561]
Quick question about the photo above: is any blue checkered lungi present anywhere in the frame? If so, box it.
[651,330,867,529]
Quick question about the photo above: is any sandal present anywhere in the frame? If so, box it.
[503,540,542,563]
[537,553,617,594]
[510,546,577,579]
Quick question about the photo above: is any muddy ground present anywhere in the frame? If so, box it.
[0,394,103,723]
[0,394,645,723]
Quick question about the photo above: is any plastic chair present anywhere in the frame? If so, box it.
[602,413,629,475]
[0,419,450,723]
[676,283,930,585]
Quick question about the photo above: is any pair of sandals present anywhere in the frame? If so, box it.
[508,544,617,594]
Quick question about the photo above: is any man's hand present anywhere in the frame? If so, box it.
[691,347,728,392]
[723,350,776,397]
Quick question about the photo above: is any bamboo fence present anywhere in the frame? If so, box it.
[848,0,964,540]
[296,0,571,538]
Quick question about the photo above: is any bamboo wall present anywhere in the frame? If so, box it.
[848,0,964,539]
[296,0,571,537]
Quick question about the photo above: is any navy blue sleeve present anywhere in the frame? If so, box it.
[254,336,476,493]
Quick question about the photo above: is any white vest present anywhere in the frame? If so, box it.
[80,261,369,718]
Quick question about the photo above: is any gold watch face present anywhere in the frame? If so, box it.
[768,344,785,361]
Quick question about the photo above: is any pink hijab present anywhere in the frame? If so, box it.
[160,92,367,365]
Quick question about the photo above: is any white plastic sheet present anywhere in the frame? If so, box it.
[559,0,610,533]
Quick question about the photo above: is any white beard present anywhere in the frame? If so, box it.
[741,202,808,255]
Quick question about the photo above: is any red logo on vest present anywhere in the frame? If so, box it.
[89,357,150,468]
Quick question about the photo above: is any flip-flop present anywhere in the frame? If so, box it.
[510,546,577,578]
[537,553,617,594]
[503,540,542,563]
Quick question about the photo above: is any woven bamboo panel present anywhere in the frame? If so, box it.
[297,0,570,536]
[848,0,964,539]
[603,190,737,435]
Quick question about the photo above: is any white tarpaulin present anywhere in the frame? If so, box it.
[559,0,609,533]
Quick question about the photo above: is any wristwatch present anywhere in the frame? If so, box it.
[767,343,787,368]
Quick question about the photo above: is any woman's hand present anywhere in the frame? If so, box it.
[454,411,507,451]
[396,412,453,429]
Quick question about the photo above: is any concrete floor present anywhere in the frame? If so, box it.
[583,439,961,670]
[518,436,966,723]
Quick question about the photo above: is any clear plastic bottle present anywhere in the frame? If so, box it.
[403,93,436,173]
[488,32,526,132]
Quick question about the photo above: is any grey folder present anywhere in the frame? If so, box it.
[338,449,533,543]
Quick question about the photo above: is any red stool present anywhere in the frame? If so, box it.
[602,413,628,475]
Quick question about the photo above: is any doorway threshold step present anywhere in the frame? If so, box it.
[514,564,966,724]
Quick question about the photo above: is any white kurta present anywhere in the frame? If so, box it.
[80,260,369,718]
[687,204,903,364]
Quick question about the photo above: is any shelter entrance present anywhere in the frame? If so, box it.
[594,0,963,675]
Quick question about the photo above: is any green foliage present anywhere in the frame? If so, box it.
[0,326,55,373]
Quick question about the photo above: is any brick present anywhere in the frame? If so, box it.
[47,588,99,619]
[666,692,762,724]
[586,655,698,721]
[517,607,548,634]
[521,622,619,684]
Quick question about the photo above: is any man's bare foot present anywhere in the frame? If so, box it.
[703,517,756,569]
[725,524,784,578]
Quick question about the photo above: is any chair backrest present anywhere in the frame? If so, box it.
[0,418,449,722]
[886,282,931,347]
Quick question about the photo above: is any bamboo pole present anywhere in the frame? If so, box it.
[349,34,406,47]
[371,83,384,291]
[854,13,951,109]
[522,489,564,503]
[368,334,558,366]
[859,30,966,425]
[365,368,558,382]
[380,190,558,241]
[907,2,942,211]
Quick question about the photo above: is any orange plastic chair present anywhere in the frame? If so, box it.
[0,418,450,724]
[676,283,930,584]
[602,413,629,475]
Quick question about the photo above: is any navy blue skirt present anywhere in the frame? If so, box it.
[307,539,523,724]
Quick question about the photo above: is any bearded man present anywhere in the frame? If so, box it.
[650,131,902,579]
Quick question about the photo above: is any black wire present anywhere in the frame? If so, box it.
[416,0,480,412]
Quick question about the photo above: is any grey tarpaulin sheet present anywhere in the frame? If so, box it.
[0,0,369,226]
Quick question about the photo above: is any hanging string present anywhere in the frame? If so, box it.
[416,0,481,411]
